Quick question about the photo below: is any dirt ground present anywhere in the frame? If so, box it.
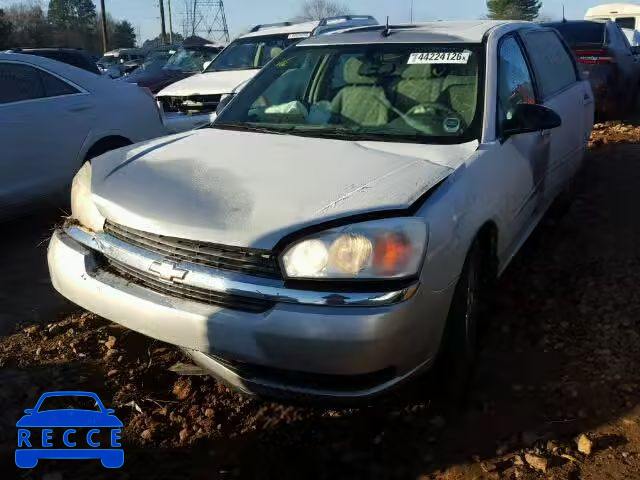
[1,122,640,479]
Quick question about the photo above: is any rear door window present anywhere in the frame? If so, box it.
[521,30,578,99]
[0,63,46,104]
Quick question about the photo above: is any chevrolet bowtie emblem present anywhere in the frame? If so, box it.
[149,260,188,282]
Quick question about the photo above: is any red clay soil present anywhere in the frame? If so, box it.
[1,124,639,479]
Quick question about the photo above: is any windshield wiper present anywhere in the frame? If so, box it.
[213,122,295,135]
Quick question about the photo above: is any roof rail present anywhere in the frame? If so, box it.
[312,15,380,36]
[323,23,418,35]
[249,21,294,33]
[317,15,376,27]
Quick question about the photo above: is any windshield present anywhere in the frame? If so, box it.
[205,34,300,72]
[139,50,174,70]
[99,54,118,66]
[215,43,482,144]
[163,47,220,72]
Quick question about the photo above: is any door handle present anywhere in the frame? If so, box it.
[67,104,92,113]
[583,94,594,106]
[540,129,551,138]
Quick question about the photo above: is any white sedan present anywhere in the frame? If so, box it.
[0,52,167,218]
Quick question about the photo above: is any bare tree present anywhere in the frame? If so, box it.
[299,0,350,21]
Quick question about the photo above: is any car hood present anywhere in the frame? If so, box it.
[125,69,191,92]
[17,410,123,428]
[91,130,477,249]
[156,69,258,97]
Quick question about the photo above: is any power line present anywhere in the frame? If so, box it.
[181,0,229,42]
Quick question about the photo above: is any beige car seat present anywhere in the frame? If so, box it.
[331,57,390,127]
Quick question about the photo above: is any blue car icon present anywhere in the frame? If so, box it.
[16,391,124,468]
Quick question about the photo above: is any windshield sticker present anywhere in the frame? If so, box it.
[288,33,311,39]
[443,117,461,133]
[408,51,471,65]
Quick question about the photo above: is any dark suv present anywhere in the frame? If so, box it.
[545,20,640,116]
[6,48,100,74]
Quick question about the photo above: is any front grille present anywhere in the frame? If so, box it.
[103,256,275,313]
[104,221,282,279]
[158,94,222,114]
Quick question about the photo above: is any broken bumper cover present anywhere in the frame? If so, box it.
[162,111,217,134]
[48,227,452,399]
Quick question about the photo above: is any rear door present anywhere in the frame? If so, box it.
[0,61,90,209]
[520,28,587,201]
[609,23,640,90]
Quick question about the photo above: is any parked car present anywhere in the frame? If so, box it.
[48,20,593,401]
[544,20,640,116]
[97,48,146,78]
[124,41,223,93]
[5,48,101,75]
[156,15,378,133]
[0,52,166,218]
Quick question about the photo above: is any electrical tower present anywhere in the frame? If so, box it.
[182,0,230,43]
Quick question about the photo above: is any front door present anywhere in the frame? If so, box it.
[496,34,551,254]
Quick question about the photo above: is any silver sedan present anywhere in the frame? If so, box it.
[48,20,593,400]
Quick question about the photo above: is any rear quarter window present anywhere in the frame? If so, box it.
[521,30,578,100]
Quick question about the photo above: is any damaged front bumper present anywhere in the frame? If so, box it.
[47,226,452,399]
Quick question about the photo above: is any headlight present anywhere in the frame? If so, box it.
[281,218,427,280]
[70,162,105,232]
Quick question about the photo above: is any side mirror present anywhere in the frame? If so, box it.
[216,94,235,115]
[24,409,34,415]
[631,45,640,55]
[501,103,561,140]
[202,60,212,71]
[105,408,115,414]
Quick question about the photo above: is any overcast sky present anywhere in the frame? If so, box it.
[0,1,616,43]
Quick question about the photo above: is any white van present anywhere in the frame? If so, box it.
[156,16,378,133]
[585,3,640,29]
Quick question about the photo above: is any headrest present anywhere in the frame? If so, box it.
[270,47,283,59]
[401,64,434,80]
[343,57,375,85]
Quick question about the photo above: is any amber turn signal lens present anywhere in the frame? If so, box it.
[373,233,412,274]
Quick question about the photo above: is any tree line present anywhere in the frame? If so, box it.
[0,0,136,53]
[0,0,544,53]
[294,0,543,22]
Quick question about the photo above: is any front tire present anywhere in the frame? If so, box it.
[436,240,484,408]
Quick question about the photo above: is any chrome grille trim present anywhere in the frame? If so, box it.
[104,221,281,279]
[64,225,420,308]
[103,256,275,313]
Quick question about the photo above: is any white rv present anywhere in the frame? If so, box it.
[585,3,640,29]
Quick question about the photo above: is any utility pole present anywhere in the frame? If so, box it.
[410,0,414,23]
[167,0,174,43]
[100,0,109,52]
[159,0,168,44]
[192,0,198,36]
